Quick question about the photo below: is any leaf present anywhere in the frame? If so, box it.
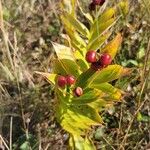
[52,42,75,61]
[91,8,116,32]
[20,141,30,150]
[117,0,129,17]
[70,104,102,127]
[137,112,150,122]
[87,65,124,87]
[66,29,87,55]
[74,50,89,72]
[75,68,95,88]
[62,12,90,38]
[101,33,123,59]
[94,126,105,140]
[61,0,77,16]
[90,83,122,101]
[89,18,115,44]
[77,1,94,24]
[87,32,111,50]
[55,89,102,136]
[71,89,102,104]
[88,99,108,110]
[35,71,57,84]
[53,59,80,77]
[137,47,145,59]
[69,135,96,150]
[61,18,87,52]
[56,104,102,135]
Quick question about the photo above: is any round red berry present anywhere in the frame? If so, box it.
[86,50,97,63]
[93,0,105,5]
[93,0,100,5]
[99,53,112,66]
[74,87,83,97]
[66,75,76,85]
[57,75,67,87]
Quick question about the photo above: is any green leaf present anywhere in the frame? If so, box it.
[74,50,89,72]
[94,126,105,140]
[137,47,145,59]
[90,83,122,101]
[101,33,122,59]
[55,89,102,136]
[66,29,87,56]
[34,72,57,84]
[89,18,115,44]
[52,42,75,61]
[71,89,102,104]
[78,1,94,24]
[70,104,102,127]
[87,32,111,50]
[62,12,90,38]
[61,19,87,53]
[87,65,124,87]
[61,0,77,16]
[69,135,96,150]
[88,99,108,110]
[75,68,95,88]
[53,59,80,77]
[92,8,116,30]
[137,112,150,122]
[20,141,30,150]
[117,0,129,17]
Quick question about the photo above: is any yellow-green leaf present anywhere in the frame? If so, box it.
[117,0,129,16]
[53,59,80,77]
[61,0,77,16]
[74,50,89,72]
[87,32,111,50]
[78,1,94,24]
[34,71,57,84]
[62,12,90,38]
[75,68,95,88]
[90,83,122,100]
[88,99,108,110]
[89,18,115,44]
[69,135,96,150]
[87,65,124,86]
[55,90,102,136]
[92,8,116,32]
[71,89,102,104]
[52,42,75,61]
[101,33,122,59]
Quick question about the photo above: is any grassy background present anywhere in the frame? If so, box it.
[0,0,150,149]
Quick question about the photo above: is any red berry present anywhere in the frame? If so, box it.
[57,76,67,87]
[74,87,83,97]
[99,53,112,66]
[66,75,76,85]
[93,0,105,5]
[86,50,97,63]
[89,2,96,11]
[93,0,101,5]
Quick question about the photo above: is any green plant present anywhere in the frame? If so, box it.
[36,0,129,149]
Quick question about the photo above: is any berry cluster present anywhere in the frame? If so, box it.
[57,75,76,87]
[89,0,105,11]
[86,50,112,71]
[57,75,83,97]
